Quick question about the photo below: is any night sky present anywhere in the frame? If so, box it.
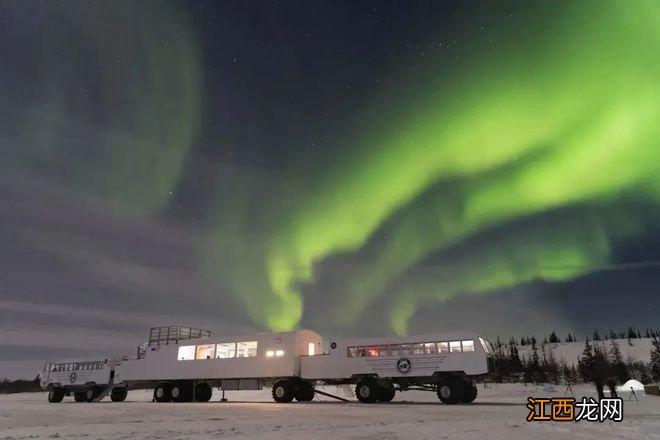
[1,0,660,378]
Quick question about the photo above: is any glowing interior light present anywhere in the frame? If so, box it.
[275,350,285,357]
[265,350,275,358]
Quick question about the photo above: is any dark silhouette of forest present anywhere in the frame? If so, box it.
[489,327,660,386]
[0,375,42,394]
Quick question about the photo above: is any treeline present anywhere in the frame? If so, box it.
[489,330,660,386]
[0,375,42,394]
[518,327,660,346]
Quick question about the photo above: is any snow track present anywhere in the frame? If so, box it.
[1,385,659,440]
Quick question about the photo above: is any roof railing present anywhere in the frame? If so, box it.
[147,325,211,346]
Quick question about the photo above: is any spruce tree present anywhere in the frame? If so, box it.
[608,339,630,383]
[549,332,559,344]
[508,342,524,375]
[593,329,601,341]
[578,338,595,382]
[530,338,543,383]
[651,336,660,382]
[523,354,533,384]
[544,347,560,384]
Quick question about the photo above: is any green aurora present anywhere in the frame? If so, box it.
[0,1,201,216]
[242,0,660,332]
[5,0,659,336]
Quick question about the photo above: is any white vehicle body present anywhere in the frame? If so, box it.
[117,329,322,386]
[41,359,114,390]
[301,331,491,381]
[42,325,494,405]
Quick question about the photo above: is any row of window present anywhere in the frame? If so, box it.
[347,340,475,358]
[49,361,105,372]
[177,341,259,360]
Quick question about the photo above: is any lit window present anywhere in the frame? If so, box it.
[196,344,216,360]
[389,345,401,356]
[412,344,425,355]
[178,345,195,360]
[266,350,275,358]
[236,341,258,358]
[379,345,390,356]
[347,347,357,358]
[216,343,237,358]
[461,340,475,352]
[424,343,437,355]
[308,342,316,356]
[368,346,379,357]
[399,344,412,355]
[275,350,285,357]
[449,341,462,352]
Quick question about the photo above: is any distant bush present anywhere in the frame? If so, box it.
[0,376,42,394]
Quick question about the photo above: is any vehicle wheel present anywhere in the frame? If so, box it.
[111,387,128,402]
[461,384,478,403]
[378,383,396,402]
[294,381,315,402]
[172,383,193,402]
[355,378,378,403]
[272,380,295,403]
[194,383,212,402]
[48,387,65,403]
[85,386,102,402]
[437,377,464,404]
[154,383,173,402]
[74,392,86,402]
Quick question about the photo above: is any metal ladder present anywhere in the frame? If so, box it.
[92,369,115,402]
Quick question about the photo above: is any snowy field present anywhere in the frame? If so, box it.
[1,384,659,440]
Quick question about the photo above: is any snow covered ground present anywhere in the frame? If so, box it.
[1,384,659,440]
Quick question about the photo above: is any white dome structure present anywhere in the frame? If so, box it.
[617,379,645,392]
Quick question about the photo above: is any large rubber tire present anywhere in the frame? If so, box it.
[272,380,295,403]
[48,388,65,403]
[111,387,128,402]
[85,386,102,403]
[172,383,193,402]
[461,384,478,403]
[437,377,465,404]
[194,383,212,402]
[154,383,173,403]
[74,392,86,402]
[378,383,396,402]
[294,381,315,402]
[355,378,378,403]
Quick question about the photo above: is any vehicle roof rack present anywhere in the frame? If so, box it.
[148,325,211,346]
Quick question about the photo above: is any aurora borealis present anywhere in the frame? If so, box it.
[215,0,660,333]
[2,0,660,376]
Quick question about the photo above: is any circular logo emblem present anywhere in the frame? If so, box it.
[330,342,337,349]
[69,372,77,383]
[396,358,412,374]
